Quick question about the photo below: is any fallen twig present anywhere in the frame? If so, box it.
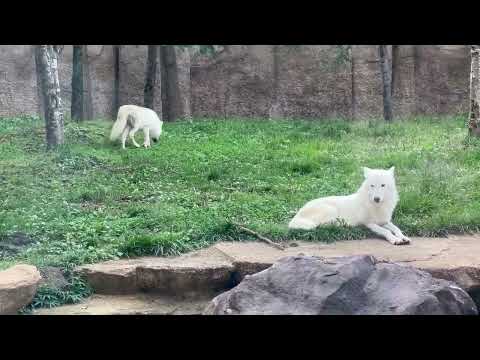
[232,222,285,250]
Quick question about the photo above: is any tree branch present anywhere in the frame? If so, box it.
[232,222,285,250]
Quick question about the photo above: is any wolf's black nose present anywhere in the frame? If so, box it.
[374,197,380,203]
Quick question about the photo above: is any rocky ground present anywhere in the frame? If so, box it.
[7,234,476,315]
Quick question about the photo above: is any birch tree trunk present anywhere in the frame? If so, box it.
[35,45,64,149]
[71,45,84,121]
[144,45,159,110]
[378,45,393,121]
[468,45,480,135]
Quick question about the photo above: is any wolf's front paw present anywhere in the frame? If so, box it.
[401,235,411,244]
[393,232,411,244]
[387,235,409,246]
[143,143,150,148]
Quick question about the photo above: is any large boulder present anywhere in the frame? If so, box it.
[203,255,478,315]
[0,264,41,314]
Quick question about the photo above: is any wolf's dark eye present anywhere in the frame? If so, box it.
[381,184,385,187]
[370,185,375,188]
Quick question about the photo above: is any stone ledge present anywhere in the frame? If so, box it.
[75,247,235,296]
[74,235,480,303]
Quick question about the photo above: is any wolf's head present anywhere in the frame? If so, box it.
[361,167,398,205]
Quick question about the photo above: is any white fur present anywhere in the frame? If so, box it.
[288,167,411,245]
[110,105,163,149]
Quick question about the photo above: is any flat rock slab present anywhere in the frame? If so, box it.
[75,247,235,296]
[32,294,210,315]
[0,264,41,314]
[74,235,480,302]
[214,235,480,293]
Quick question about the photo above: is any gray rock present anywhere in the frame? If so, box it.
[203,255,478,315]
[38,267,68,290]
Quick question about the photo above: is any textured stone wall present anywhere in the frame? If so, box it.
[0,45,471,121]
[278,45,353,119]
[0,46,40,117]
[414,45,470,115]
[191,45,470,120]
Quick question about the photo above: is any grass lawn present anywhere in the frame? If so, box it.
[1,114,480,277]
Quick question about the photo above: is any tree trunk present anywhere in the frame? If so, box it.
[269,45,282,119]
[160,45,181,121]
[350,46,357,120]
[379,45,393,121]
[159,46,168,121]
[71,45,84,121]
[144,45,159,110]
[113,45,121,119]
[83,45,94,120]
[35,45,64,149]
[468,45,480,136]
[391,45,400,97]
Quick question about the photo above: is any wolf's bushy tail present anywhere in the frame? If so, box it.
[109,107,129,141]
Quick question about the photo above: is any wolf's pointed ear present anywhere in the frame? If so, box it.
[363,167,371,178]
[389,166,395,174]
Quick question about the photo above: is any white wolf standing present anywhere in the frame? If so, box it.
[110,105,163,149]
[288,167,411,245]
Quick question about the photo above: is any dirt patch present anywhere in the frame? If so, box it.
[0,232,37,257]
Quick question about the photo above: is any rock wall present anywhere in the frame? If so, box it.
[0,46,40,117]
[0,45,470,121]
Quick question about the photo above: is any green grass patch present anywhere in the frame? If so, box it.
[1,114,479,286]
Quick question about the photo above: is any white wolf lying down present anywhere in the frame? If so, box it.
[110,105,163,149]
[288,167,411,245]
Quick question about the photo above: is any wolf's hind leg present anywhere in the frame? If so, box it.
[129,126,141,148]
[288,205,338,230]
[121,127,129,149]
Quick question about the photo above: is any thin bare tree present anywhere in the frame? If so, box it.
[468,45,480,136]
[269,45,282,119]
[159,45,182,121]
[71,45,84,121]
[391,45,400,97]
[113,45,121,119]
[350,46,357,120]
[144,45,159,110]
[378,45,393,121]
